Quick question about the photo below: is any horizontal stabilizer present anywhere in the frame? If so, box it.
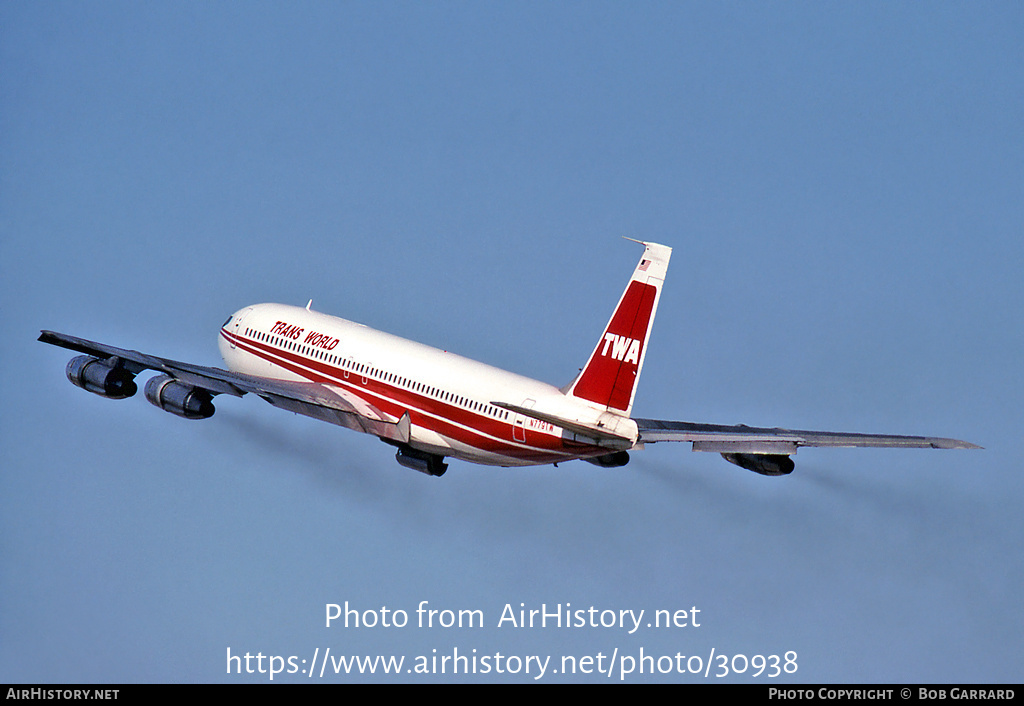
[492,401,633,447]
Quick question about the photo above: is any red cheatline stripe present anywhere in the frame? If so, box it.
[220,328,600,463]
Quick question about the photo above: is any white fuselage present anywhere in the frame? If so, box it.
[218,303,625,466]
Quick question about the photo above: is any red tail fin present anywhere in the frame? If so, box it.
[566,241,671,415]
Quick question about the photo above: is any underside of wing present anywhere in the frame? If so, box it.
[234,376,410,442]
[38,330,410,443]
[634,418,982,451]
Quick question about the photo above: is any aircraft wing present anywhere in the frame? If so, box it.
[633,418,981,453]
[38,330,411,443]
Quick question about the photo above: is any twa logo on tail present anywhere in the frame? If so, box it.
[601,333,641,364]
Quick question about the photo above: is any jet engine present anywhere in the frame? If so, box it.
[721,452,795,476]
[144,375,215,420]
[66,355,138,399]
[394,446,448,477]
[583,451,630,468]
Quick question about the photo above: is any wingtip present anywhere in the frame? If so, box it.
[932,438,983,450]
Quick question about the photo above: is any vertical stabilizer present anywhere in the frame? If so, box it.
[566,240,671,416]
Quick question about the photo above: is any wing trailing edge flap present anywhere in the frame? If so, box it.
[692,440,799,454]
[633,418,981,451]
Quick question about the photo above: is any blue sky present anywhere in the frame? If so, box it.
[2,2,1021,683]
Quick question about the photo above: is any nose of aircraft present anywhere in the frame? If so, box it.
[218,306,254,360]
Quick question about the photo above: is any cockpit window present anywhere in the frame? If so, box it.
[222,316,232,327]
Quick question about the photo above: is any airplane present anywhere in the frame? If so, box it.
[38,240,979,477]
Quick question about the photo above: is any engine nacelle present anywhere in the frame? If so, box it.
[144,375,215,420]
[721,452,795,476]
[394,446,448,477]
[583,451,631,468]
[66,355,138,399]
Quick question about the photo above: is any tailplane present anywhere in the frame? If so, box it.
[565,240,671,416]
